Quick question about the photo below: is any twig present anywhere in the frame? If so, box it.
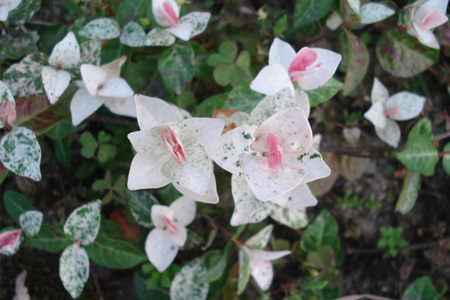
[319,145,398,160]
[434,131,450,141]
[201,212,243,247]
[87,114,139,127]
[90,263,104,300]
[0,21,9,34]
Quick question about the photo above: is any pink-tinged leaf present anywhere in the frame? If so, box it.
[343,29,369,95]
[0,229,22,255]
[13,270,30,300]
[385,92,425,121]
[153,0,180,27]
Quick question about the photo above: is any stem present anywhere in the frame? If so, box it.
[434,131,450,141]
[0,21,9,34]
[201,212,243,247]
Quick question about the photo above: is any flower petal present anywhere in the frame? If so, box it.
[239,154,306,201]
[127,153,171,190]
[371,77,389,104]
[412,21,440,49]
[70,83,105,126]
[248,249,291,261]
[41,67,71,105]
[249,259,274,292]
[151,205,187,246]
[295,89,310,117]
[145,228,178,272]
[283,147,331,184]
[80,64,107,96]
[167,22,193,41]
[128,123,184,155]
[97,77,134,98]
[179,12,211,38]
[49,32,80,69]
[245,224,273,249]
[134,95,182,130]
[250,63,294,96]
[145,28,176,47]
[364,100,386,129]
[386,92,425,121]
[0,229,22,255]
[286,184,318,208]
[296,48,341,90]
[102,56,127,79]
[173,170,219,204]
[103,95,137,118]
[375,118,401,148]
[170,196,197,227]
[152,0,180,27]
[180,118,224,154]
[268,38,296,70]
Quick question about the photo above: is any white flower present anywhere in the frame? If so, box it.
[364,78,426,148]
[145,0,211,46]
[41,32,80,104]
[404,0,449,49]
[145,196,196,272]
[0,0,21,22]
[250,38,341,96]
[70,56,136,126]
[127,95,224,204]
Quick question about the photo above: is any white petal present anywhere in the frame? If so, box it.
[173,171,219,204]
[270,205,309,229]
[296,48,341,90]
[170,196,197,227]
[210,124,259,175]
[167,22,193,41]
[70,84,105,126]
[375,118,401,148]
[412,22,440,49]
[250,63,294,96]
[103,95,137,118]
[239,154,306,201]
[251,107,312,156]
[41,67,71,104]
[386,92,425,121]
[249,259,273,292]
[161,142,212,195]
[245,224,273,249]
[127,153,171,190]
[80,64,107,96]
[286,184,317,208]
[145,28,176,47]
[283,147,331,184]
[145,228,178,273]
[311,134,322,150]
[371,77,389,104]
[128,123,184,155]
[97,77,134,98]
[178,12,211,38]
[180,118,224,154]
[364,100,387,129]
[134,95,182,130]
[326,11,343,30]
[151,205,187,246]
[413,0,448,23]
[295,89,310,117]
[102,55,127,79]
[268,38,296,70]
[152,0,180,27]
[49,32,80,68]
[360,3,395,25]
[270,193,290,207]
[248,249,291,261]
[348,0,361,14]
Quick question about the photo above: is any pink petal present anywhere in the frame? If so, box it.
[421,11,448,30]
[0,229,22,253]
[161,1,179,27]
[162,130,181,165]
[384,105,400,116]
[288,47,318,73]
[168,127,187,162]
[162,216,179,235]
[266,133,283,169]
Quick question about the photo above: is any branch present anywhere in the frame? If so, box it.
[201,212,243,247]
[87,114,139,127]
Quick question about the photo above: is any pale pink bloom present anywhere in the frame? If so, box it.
[0,229,22,256]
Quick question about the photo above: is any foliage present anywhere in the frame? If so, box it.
[377,227,408,258]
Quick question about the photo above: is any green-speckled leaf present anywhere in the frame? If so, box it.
[170,257,209,300]
[6,0,41,26]
[158,43,195,95]
[59,244,89,299]
[2,52,47,97]
[125,189,159,228]
[343,29,369,95]
[0,29,39,60]
[396,171,421,215]
[293,0,336,28]
[245,224,273,249]
[306,77,344,107]
[19,210,43,237]
[120,22,146,47]
[79,38,101,66]
[145,28,176,47]
[223,83,264,115]
[376,31,438,78]
[237,246,251,295]
[270,205,309,229]
[0,126,42,181]
[63,200,101,246]
[360,3,395,25]
[78,18,121,40]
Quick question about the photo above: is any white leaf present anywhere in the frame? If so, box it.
[295,89,310,117]
[128,123,184,156]
[170,196,197,227]
[375,117,401,148]
[80,64,107,96]
[173,171,219,204]
[245,224,273,249]
[179,12,211,38]
[102,56,127,79]
[385,91,425,121]
[247,249,291,261]
[343,127,361,145]
[13,270,30,300]
[250,63,293,96]
[371,77,389,104]
[249,259,274,292]
[283,147,331,184]
[19,210,43,237]
[411,21,440,49]
[268,37,296,71]
[0,228,23,256]
[63,200,101,246]
[0,127,42,181]
[120,22,146,47]
[348,0,361,15]
[145,228,178,273]
[78,18,121,40]
[170,257,209,300]
[360,3,395,25]
[49,32,80,69]
[167,22,193,41]
[134,94,182,130]
[70,83,105,126]
[364,100,386,128]
[180,118,224,154]
[59,244,89,299]
[41,67,71,104]
[286,183,318,208]
[145,28,176,47]
[103,95,137,118]
[127,153,171,190]
[97,77,134,98]
[270,205,309,229]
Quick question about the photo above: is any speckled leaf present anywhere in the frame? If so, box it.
[6,0,41,26]
[79,38,101,66]
[306,77,344,107]
[125,189,159,228]
[63,200,101,246]
[396,171,421,215]
[343,29,369,95]
[376,31,438,78]
[2,52,47,97]
[120,22,146,47]
[41,67,71,104]
[0,228,23,256]
[237,246,251,295]
[0,29,39,60]
[59,244,89,299]
[48,32,80,69]
[293,0,336,28]
[170,257,209,300]
[222,83,264,114]
[78,18,121,40]
[270,205,308,229]
[19,210,43,237]
[158,43,195,95]
[0,126,41,181]
[179,12,211,38]
[360,3,395,25]
[145,28,176,47]
[245,224,273,249]
[308,153,339,196]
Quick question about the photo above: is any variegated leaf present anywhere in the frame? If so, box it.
[79,38,101,66]
[245,224,273,249]
[270,205,308,229]
[237,246,251,295]
[145,28,176,47]
[59,244,89,299]
[63,200,101,246]
[170,257,209,300]
[78,18,121,40]
[19,210,43,237]
[120,22,146,47]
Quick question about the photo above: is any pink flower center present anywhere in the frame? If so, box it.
[161,1,179,27]
[288,47,322,83]
[0,229,22,251]
[162,216,179,235]
[384,105,400,116]
[266,133,283,169]
[162,126,187,166]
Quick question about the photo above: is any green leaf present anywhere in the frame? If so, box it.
[376,31,439,78]
[125,189,159,228]
[55,139,72,167]
[0,127,42,181]
[25,224,74,252]
[101,39,132,65]
[19,210,43,237]
[84,235,147,269]
[443,143,450,175]
[6,0,41,26]
[78,18,121,40]
[396,171,421,215]
[0,29,39,60]
[343,29,369,95]
[300,209,338,252]
[37,24,68,55]
[80,131,98,158]
[274,15,288,36]
[237,246,251,295]
[134,271,170,300]
[207,41,237,67]
[196,250,227,284]
[170,257,209,300]
[128,59,158,93]
[4,190,36,221]
[158,43,195,95]
[59,244,90,299]
[293,0,336,28]
[63,200,101,246]
[306,77,344,107]
[306,245,335,269]
[46,120,75,140]
[340,155,370,180]
[97,144,117,163]
[402,276,439,300]
[194,93,228,117]
[222,83,263,114]
[116,0,150,27]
